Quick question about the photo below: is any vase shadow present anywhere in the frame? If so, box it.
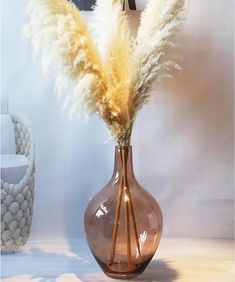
[139,260,179,282]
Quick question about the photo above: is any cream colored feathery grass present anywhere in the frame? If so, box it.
[91,0,132,143]
[25,0,185,145]
[25,0,105,114]
[25,0,132,144]
[101,0,132,143]
[129,0,185,130]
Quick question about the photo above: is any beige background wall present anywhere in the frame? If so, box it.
[2,0,234,239]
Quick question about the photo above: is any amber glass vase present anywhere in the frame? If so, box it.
[84,146,163,279]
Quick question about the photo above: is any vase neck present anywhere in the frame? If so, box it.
[112,146,135,179]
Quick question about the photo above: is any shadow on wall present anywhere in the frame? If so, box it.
[1,248,178,282]
[161,30,233,237]
[133,19,234,238]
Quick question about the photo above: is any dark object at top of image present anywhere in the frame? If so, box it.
[72,0,137,11]
[72,0,95,11]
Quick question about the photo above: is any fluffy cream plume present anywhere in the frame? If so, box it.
[25,0,185,145]
[99,0,132,143]
[91,0,132,143]
[129,0,185,126]
[24,0,131,144]
[24,0,105,112]
[92,0,122,58]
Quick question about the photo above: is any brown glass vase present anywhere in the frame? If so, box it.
[84,146,163,279]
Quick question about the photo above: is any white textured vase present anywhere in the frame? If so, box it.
[1,114,35,252]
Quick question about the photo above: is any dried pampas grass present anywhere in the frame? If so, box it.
[129,0,185,129]
[25,0,185,145]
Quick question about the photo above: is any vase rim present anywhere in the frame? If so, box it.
[115,145,132,148]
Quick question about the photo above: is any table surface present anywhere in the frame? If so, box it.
[1,237,234,282]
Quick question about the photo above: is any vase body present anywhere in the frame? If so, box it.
[84,146,163,279]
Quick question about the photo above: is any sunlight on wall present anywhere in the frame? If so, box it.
[1,0,234,239]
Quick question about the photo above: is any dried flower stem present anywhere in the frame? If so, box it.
[109,146,141,269]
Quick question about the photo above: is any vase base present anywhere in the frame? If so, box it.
[95,256,152,280]
[105,271,143,280]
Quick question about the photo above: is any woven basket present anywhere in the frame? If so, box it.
[1,114,35,252]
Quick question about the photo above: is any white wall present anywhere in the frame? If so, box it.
[1,0,234,239]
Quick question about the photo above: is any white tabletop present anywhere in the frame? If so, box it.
[1,237,234,282]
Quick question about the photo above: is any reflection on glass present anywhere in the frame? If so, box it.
[95,204,108,218]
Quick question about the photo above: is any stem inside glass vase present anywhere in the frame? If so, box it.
[109,146,141,271]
